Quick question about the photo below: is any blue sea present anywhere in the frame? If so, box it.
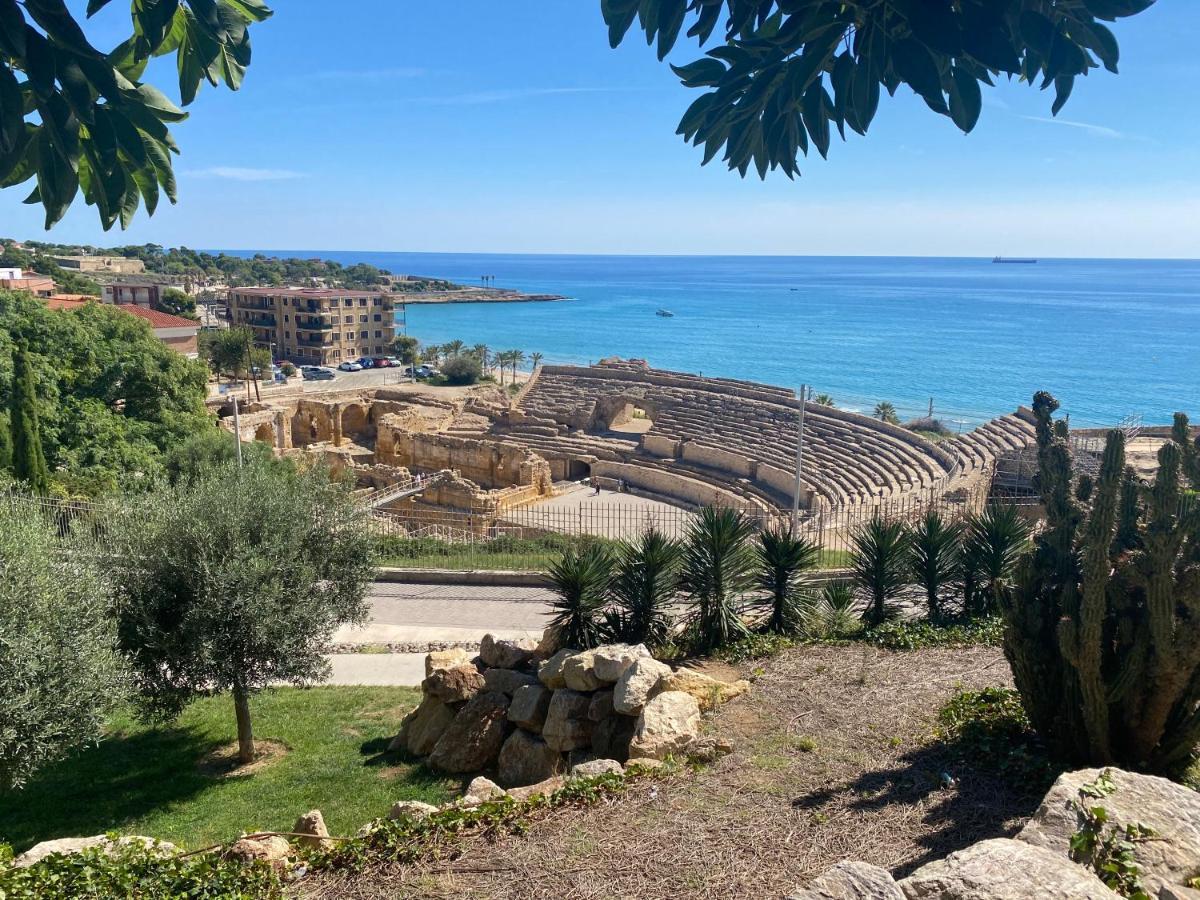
[220,253,1199,428]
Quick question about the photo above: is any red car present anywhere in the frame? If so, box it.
[372,357,392,368]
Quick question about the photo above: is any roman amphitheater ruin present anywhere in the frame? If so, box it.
[218,359,1041,536]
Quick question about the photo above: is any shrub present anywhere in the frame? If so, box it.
[804,580,862,640]
[755,527,820,635]
[935,687,1055,787]
[1002,393,1200,775]
[547,543,614,650]
[861,616,1003,651]
[909,509,963,622]
[961,504,1029,616]
[850,514,912,626]
[0,498,125,789]
[680,507,757,653]
[441,355,482,385]
[606,528,681,648]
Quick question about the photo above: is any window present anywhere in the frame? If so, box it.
[373,313,381,322]
[359,298,367,307]
[374,330,382,338]
[284,314,290,322]
[285,331,291,339]
[372,297,380,306]
[359,314,368,322]
[343,298,353,307]
[344,315,353,323]
[360,330,368,339]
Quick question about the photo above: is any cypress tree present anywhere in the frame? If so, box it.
[10,346,50,494]
[0,410,11,473]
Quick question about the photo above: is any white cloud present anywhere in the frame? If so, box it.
[413,87,616,105]
[1020,115,1126,139]
[185,167,307,182]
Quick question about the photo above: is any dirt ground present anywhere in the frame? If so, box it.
[301,644,1040,900]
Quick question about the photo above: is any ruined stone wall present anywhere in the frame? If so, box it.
[376,423,551,494]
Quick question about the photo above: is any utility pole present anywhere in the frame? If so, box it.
[791,384,808,532]
[231,395,244,468]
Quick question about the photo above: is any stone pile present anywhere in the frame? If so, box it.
[389,632,749,786]
[790,766,1200,900]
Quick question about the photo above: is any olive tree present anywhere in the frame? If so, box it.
[107,460,375,764]
[0,496,125,789]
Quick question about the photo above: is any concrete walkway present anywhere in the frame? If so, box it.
[325,581,555,686]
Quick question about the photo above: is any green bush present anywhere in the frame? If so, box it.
[860,616,1003,651]
[936,687,1055,787]
[441,355,482,386]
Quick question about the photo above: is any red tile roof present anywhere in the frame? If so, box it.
[116,304,199,329]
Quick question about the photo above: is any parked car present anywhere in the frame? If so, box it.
[416,364,440,378]
[384,356,403,367]
[338,361,363,372]
[357,357,375,368]
[302,366,335,381]
[372,357,392,368]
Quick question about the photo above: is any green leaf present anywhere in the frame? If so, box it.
[129,83,188,122]
[948,66,982,133]
[849,58,880,135]
[0,64,23,155]
[655,0,685,61]
[223,0,273,23]
[86,0,117,15]
[1074,21,1120,74]
[24,28,57,101]
[891,38,948,115]
[1083,0,1155,21]
[35,126,79,227]
[132,0,181,54]
[1051,75,1074,116]
[801,82,830,159]
[22,0,97,55]
[0,0,27,58]
[601,0,640,49]
[670,58,726,88]
[905,0,961,56]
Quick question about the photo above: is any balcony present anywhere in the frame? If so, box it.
[295,316,333,331]
[246,314,276,328]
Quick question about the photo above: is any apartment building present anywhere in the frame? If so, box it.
[225,287,396,365]
[102,282,161,307]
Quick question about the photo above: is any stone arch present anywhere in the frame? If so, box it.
[590,393,656,434]
[254,423,276,445]
[341,402,371,442]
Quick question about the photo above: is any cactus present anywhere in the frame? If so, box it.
[1000,393,1200,774]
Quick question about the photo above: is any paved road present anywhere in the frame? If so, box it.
[332,582,554,647]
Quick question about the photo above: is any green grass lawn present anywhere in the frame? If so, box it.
[0,687,455,853]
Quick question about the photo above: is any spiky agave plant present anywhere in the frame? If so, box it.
[680,507,757,653]
[805,580,861,639]
[755,526,821,635]
[547,543,614,650]
[962,504,1030,617]
[606,528,682,648]
[909,509,963,622]
[850,514,912,626]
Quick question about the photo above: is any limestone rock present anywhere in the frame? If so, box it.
[591,643,652,683]
[628,690,701,760]
[388,800,440,821]
[898,838,1121,899]
[613,657,672,715]
[508,683,552,731]
[538,649,573,689]
[498,729,565,787]
[1017,767,1200,900]
[392,695,457,756]
[570,758,624,778]
[652,668,751,711]
[591,713,637,762]
[562,650,604,691]
[425,648,474,678]
[588,689,615,722]
[422,664,485,703]
[480,634,536,669]
[228,836,292,869]
[507,775,567,802]
[625,757,666,771]
[683,735,735,763]
[13,836,177,869]
[465,776,507,801]
[542,689,594,752]
[535,624,565,658]
[484,667,539,697]
[428,691,510,773]
[788,861,904,899]
[291,809,331,849]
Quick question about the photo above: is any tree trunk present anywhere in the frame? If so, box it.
[233,684,255,765]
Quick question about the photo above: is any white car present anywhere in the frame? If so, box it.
[338,361,363,372]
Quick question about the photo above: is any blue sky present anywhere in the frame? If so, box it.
[3,2,1197,257]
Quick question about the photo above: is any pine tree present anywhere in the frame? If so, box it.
[10,346,50,494]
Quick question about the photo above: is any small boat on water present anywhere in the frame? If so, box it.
[993,256,1038,264]
[655,308,674,317]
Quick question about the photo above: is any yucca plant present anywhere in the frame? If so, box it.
[547,543,614,650]
[606,528,682,648]
[850,514,912,626]
[962,504,1030,617]
[680,507,757,653]
[910,510,963,622]
[756,527,821,635]
[804,580,861,639]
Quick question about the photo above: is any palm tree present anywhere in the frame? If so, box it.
[606,529,681,648]
[503,349,525,383]
[909,510,963,622]
[873,401,900,425]
[444,339,465,358]
[755,527,821,634]
[547,543,614,650]
[813,393,835,407]
[493,350,512,385]
[471,343,490,374]
[961,504,1029,616]
[424,344,443,366]
[850,514,912,626]
[680,507,757,653]
[530,352,544,371]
